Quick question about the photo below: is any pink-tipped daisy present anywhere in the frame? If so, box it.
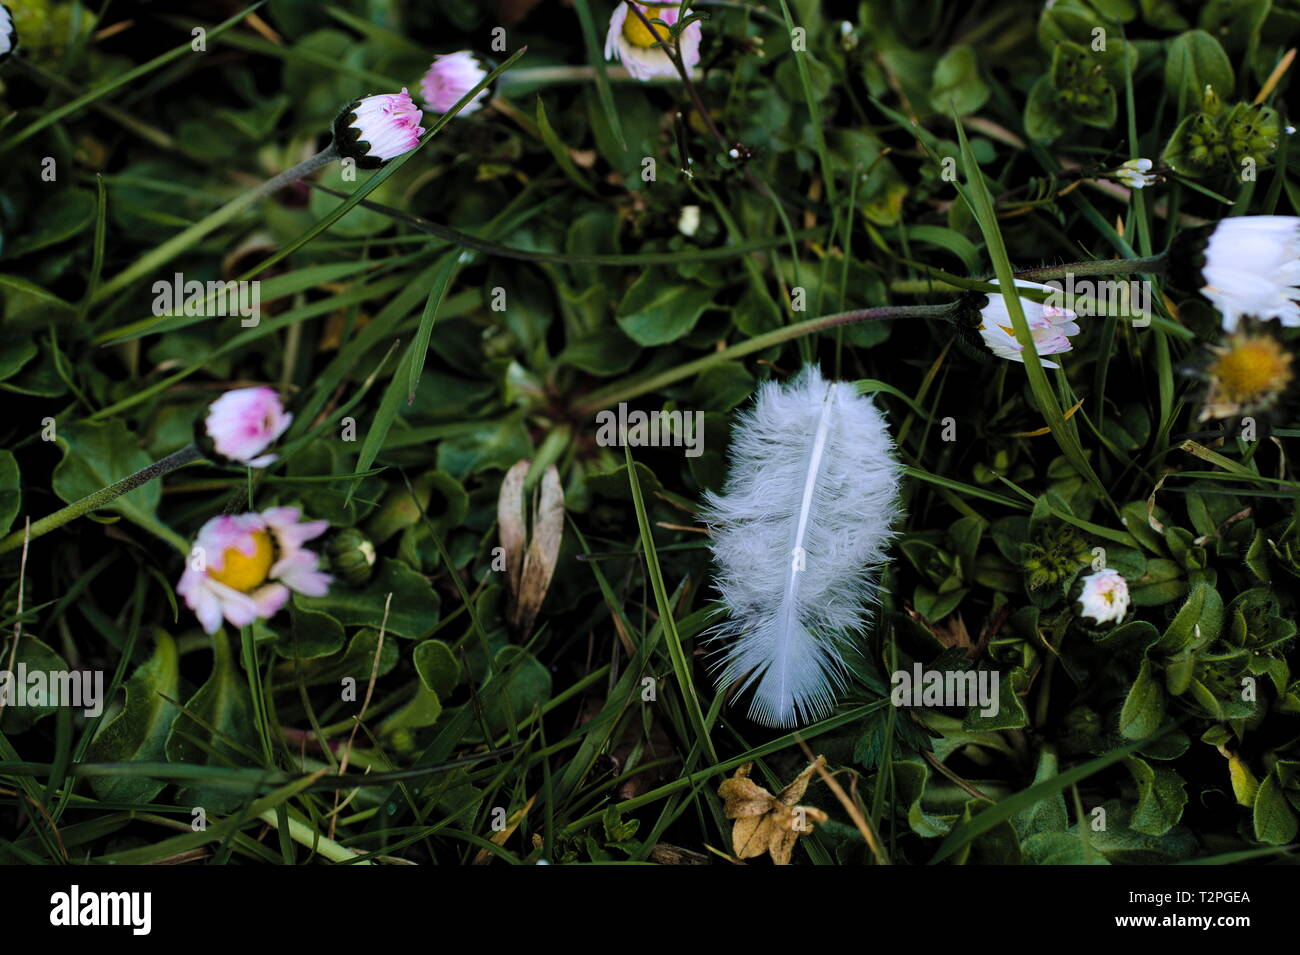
[976,280,1082,369]
[332,89,425,168]
[177,508,331,635]
[420,51,492,115]
[203,386,292,468]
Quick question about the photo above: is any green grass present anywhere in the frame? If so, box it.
[1,0,1299,867]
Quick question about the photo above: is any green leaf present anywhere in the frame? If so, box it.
[1125,757,1188,835]
[616,271,715,346]
[1129,558,1186,606]
[274,627,400,688]
[273,601,346,660]
[1253,772,1299,845]
[1021,831,1106,864]
[1083,800,1198,863]
[930,45,989,115]
[1165,30,1234,110]
[87,633,180,803]
[165,629,261,811]
[296,557,440,640]
[930,729,1163,863]
[414,639,461,697]
[1120,657,1165,740]
[379,683,443,740]
[52,420,180,550]
[467,646,552,739]
[536,95,598,195]
[1025,74,1067,142]
[0,637,73,735]
[0,450,19,536]
[1156,581,1223,652]
[1014,747,1069,837]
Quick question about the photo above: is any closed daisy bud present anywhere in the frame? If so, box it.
[420,50,492,115]
[970,280,1081,368]
[327,527,377,587]
[1200,331,1294,421]
[605,2,702,81]
[177,508,331,634]
[1171,215,1300,332]
[332,89,424,169]
[0,3,15,62]
[1077,568,1129,626]
[201,386,292,468]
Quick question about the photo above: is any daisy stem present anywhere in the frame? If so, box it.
[574,302,960,413]
[497,65,698,85]
[91,144,341,304]
[0,444,203,556]
[1008,252,1169,284]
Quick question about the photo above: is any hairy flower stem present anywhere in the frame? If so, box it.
[1008,253,1169,285]
[576,303,959,413]
[499,65,698,85]
[92,144,341,304]
[0,444,203,556]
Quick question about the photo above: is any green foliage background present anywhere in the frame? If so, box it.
[1,0,1299,865]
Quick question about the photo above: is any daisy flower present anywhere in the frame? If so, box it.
[1178,216,1300,332]
[203,386,292,468]
[0,3,16,63]
[605,3,702,81]
[1077,568,1130,626]
[420,51,491,115]
[1199,330,1294,422]
[975,280,1081,368]
[332,89,425,168]
[178,508,331,634]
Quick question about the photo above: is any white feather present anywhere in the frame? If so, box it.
[702,366,903,728]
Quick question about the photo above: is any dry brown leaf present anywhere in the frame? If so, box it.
[648,843,710,865]
[718,757,828,865]
[497,460,528,601]
[498,461,565,636]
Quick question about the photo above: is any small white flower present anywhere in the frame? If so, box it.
[605,3,702,81]
[177,508,331,635]
[332,89,424,168]
[0,2,15,61]
[1113,157,1157,189]
[1198,216,1300,332]
[420,51,491,116]
[1077,568,1130,626]
[677,204,701,237]
[839,21,858,51]
[976,280,1081,368]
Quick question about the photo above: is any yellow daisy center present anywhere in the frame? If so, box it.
[623,8,668,48]
[1210,335,1292,404]
[208,530,274,593]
